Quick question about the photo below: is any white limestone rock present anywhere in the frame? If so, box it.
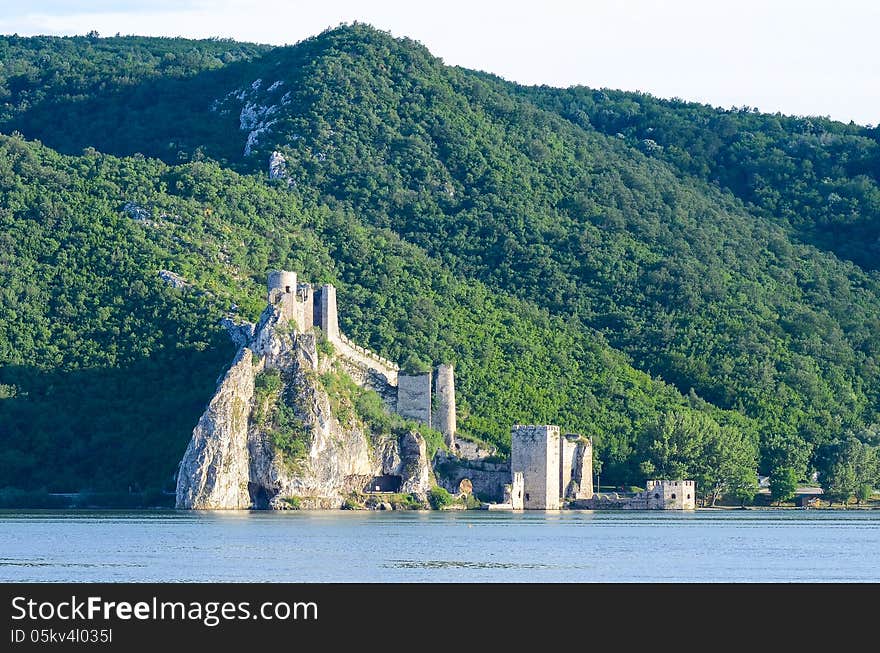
[177,302,431,510]
[175,347,256,509]
[268,151,287,179]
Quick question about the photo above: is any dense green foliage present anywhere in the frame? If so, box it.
[0,34,270,162]
[521,85,880,269]
[0,134,707,491]
[1,25,879,497]
[816,437,879,504]
[769,467,798,504]
[427,486,453,510]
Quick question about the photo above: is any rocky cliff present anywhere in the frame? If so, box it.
[176,304,431,509]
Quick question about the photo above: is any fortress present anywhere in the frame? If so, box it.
[267,271,457,447]
[264,271,694,511]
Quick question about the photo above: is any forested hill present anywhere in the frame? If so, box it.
[0,25,878,496]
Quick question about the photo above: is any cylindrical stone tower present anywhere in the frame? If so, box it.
[435,363,457,448]
[267,270,297,302]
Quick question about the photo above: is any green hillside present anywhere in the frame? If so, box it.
[1,25,878,497]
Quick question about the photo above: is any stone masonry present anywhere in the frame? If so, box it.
[397,372,432,427]
[509,426,594,509]
[645,480,695,509]
[511,425,561,509]
[435,364,457,447]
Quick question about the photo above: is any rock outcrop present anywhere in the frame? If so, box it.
[176,302,434,509]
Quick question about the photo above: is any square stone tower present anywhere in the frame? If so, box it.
[646,480,696,509]
[510,425,561,509]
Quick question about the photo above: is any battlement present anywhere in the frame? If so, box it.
[337,332,400,372]
[644,480,696,509]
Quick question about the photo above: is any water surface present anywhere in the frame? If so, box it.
[1,509,878,582]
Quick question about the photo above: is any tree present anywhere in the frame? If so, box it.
[642,411,758,505]
[726,464,759,508]
[769,467,798,505]
[817,438,878,506]
[697,425,759,507]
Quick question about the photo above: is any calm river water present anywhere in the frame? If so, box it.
[1,509,878,582]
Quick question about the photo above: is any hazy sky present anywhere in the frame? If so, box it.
[1,0,877,125]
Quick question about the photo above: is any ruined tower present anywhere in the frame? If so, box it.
[268,270,297,302]
[569,437,593,500]
[510,425,561,510]
[317,283,339,341]
[435,363,457,448]
[263,272,455,439]
[267,270,312,332]
[397,371,432,427]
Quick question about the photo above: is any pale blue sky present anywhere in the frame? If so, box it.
[1,0,876,125]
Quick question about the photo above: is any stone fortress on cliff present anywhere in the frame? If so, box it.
[177,268,694,511]
[269,269,695,511]
[267,270,457,448]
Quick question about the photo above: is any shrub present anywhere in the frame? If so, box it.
[427,486,452,510]
[280,496,301,509]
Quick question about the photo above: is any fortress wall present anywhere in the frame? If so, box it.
[299,284,313,333]
[397,372,432,427]
[435,363,456,447]
[511,425,560,510]
[332,333,400,386]
[433,454,510,502]
[312,283,400,385]
[277,293,298,324]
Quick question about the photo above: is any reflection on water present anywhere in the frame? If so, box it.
[1,509,878,582]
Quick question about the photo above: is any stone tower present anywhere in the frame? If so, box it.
[510,425,561,510]
[569,437,593,500]
[435,363,457,448]
[397,371,432,427]
[317,283,339,341]
[267,270,313,332]
[268,270,297,302]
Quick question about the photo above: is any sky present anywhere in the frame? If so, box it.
[0,0,876,126]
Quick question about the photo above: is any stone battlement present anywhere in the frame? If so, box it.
[336,332,400,375]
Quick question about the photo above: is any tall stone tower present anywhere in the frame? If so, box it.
[435,363,457,448]
[267,270,312,332]
[510,425,561,510]
[567,437,593,500]
[318,283,339,341]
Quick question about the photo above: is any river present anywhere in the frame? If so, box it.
[1,509,878,582]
